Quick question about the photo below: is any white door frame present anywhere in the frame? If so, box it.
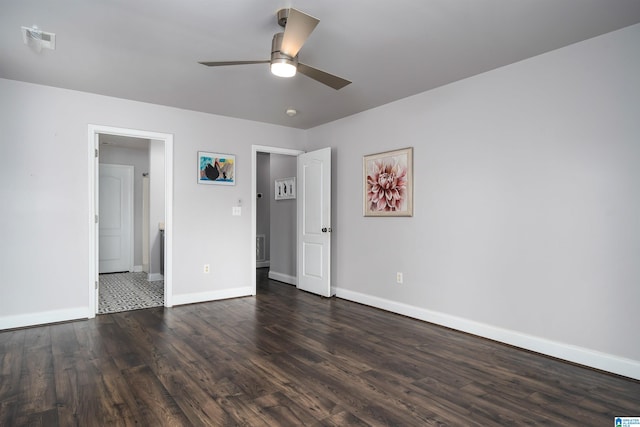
[251,145,304,295]
[88,125,174,317]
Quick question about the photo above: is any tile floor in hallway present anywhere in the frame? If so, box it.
[98,271,163,314]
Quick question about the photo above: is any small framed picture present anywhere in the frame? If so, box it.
[275,177,296,200]
[198,152,235,185]
[363,147,413,216]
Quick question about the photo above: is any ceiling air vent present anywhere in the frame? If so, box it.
[21,26,56,51]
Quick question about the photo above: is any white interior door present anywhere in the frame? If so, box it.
[297,147,332,297]
[99,164,134,273]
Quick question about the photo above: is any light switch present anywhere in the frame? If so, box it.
[232,206,242,216]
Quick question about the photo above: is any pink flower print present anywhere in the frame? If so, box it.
[367,160,407,211]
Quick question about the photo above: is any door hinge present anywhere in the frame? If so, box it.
[95,280,98,289]
[95,214,99,224]
[95,148,99,158]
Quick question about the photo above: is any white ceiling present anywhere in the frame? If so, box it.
[2,0,640,129]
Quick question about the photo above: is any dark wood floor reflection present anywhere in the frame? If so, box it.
[1,269,638,425]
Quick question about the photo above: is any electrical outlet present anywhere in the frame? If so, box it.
[203,264,210,274]
[396,272,403,284]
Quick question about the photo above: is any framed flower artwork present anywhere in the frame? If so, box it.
[363,147,413,217]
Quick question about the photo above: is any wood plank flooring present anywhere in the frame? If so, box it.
[1,269,639,425]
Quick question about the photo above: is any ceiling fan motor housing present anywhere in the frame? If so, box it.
[271,32,298,67]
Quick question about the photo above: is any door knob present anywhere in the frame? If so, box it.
[322,227,332,233]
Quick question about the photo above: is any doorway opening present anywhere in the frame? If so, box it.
[88,125,174,317]
[251,145,303,295]
[97,135,162,313]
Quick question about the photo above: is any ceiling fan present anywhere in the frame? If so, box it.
[199,8,351,90]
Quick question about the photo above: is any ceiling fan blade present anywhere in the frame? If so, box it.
[297,63,351,90]
[280,9,319,58]
[199,60,269,67]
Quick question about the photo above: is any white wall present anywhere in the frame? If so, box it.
[98,142,149,268]
[0,78,305,326]
[307,24,640,378]
[269,154,297,283]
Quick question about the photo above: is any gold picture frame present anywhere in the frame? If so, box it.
[363,147,413,217]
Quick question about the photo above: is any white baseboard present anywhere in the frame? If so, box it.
[268,271,297,286]
[336,288,640,381]
[133,265,143,272]
[172,286,253,307]
[147,273,163,281]
[256,260,270,268]
[0,307,88,330]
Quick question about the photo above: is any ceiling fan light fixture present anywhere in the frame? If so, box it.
[270,60,297,78]
[270,31,297,78]
[199,9,351,90]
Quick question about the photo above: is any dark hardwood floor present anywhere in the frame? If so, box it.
[1,269,639,426]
